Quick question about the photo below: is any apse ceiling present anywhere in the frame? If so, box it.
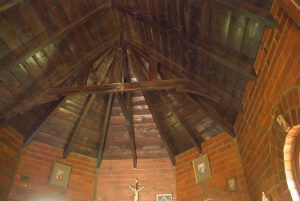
[0,0,275,167]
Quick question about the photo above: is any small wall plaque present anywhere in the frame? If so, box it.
[156,194,172,201]
[227,177,238,192]
[276,115,290,132]
[49,162,72,188]
[192,154,212,184]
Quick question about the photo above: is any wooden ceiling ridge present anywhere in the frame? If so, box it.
[0,2,112,75]
[0,35,118,126]
[116,5,257,80]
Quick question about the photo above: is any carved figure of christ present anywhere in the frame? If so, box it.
[129,178,145,201]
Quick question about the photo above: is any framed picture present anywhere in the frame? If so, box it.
[192,154,212,183]
[156,194,172,201]
[227,177,238,192]
[49,162,72,188]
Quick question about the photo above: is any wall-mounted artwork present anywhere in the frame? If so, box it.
[192,154,212,183]
[49,162,72,188]
[227,177,238,192]
[156,194,172,201]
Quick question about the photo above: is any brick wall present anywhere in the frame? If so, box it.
[0,124,23,201]
[235,0,300,200]
[8,142,176,201]
[9,142,97,201]
[176,133,249,201]
[97,159,176,201]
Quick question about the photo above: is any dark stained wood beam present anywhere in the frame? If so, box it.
[0,35,118,124]
[63,94,96,158]
[160,92,203,153]
[129,48,235,140]
[118,6,257,80]
[128,40,242,112]
[149,56,158,80]
[188,95,235,136]
[143,92,176,165]
[0,2,112,75]
[96,93,114,168]
[210,0,276,28]
[0,0,23,13]
[23,97,66,146]
[129,56,176,165]
[44,79,190,96]
[116,93,137,168]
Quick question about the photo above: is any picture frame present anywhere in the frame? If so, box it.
[227,177,238,192]
[156,194,172,201]
[192,154,212,183]
[48,162,72,188]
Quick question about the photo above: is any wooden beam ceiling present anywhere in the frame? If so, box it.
[128,47,236,137]
[129,53,176,165]
[97,93,114,168]
[44,79,190,96]
[63,94,96,158]
[0,35,118,124]
[0,2,112,75]
[127,39,243,112]
[0,0,23,14]
[209,0,276,27]
[116,93,137,168]
[23,97,66,146]
[117,6,257,80]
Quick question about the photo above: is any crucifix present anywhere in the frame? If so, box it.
[129,178,144,201]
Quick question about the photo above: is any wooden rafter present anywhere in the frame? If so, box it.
[149,56,158,80]
[127,51,177,164]
[131,51,203,152]
[116,93,137,168]
[0,2,112,75]
[63,46,117,159]
[128,40,242,112]
[0,35,118,124]
[209,0,276,28]
[96,93,114,168]
[23,97,66,146]
[0,0,23,14]
[160,91,203,153]
[44,79,190,96]
[118,6,257,80]
[129,48,235,139]
[63,94,96,158]
[188,95,235,136]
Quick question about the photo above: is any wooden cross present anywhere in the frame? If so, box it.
[129,178,144,201]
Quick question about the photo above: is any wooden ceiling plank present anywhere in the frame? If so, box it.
[23,97,66,146]
[149,56,158,80]
[0,35,118,124]
[116,93,137,168]
[0,2,112,75]
[96,93,114,168]
[127,40,242,111]
[129,53,176,165]
[63,94,96,159]
[0,0,23,14]
[44,79,189,96]
[159,91,203,153]
[187,95,235,136]
[118,6,257,80]
[209,0,276,28]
